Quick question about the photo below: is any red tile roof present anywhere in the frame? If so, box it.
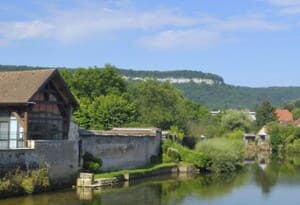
[276,109,293,123]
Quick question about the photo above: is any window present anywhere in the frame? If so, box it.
[0,121,9,149]
[0,112,24,149]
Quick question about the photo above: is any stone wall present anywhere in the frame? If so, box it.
[80,128,161,171]
[0,140,79,184]
[0,126,162,183]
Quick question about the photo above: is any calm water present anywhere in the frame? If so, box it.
[2,156,300,205]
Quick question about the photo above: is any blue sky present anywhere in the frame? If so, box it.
[0,0,300,87]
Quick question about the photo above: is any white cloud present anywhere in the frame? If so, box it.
[0,20,53,40]
[208,15,286,31]
[139,14,285,50]
[266,0,300,6]
[139,29,223,50]
[0,2,288,49]
[266,0,300,15]
[0,7,198,43]
[281,7,300,15]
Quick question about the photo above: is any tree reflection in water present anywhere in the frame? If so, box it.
[2,156,300,205]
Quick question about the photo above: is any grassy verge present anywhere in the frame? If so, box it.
[95,163,177,179]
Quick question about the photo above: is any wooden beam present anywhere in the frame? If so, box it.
[24,111,28,147]
[12,112,25,128]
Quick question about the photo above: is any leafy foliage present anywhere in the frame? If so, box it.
[196,138,246,173]
[221,109,252,132]
[83,152,103,172]
[60,65,126,99]
[128,80,188,130]
[267,122,300,152]
[88,95,137,130]
[0,168,50,196]
[162,140,209,168]
[255,100,277,127]
[176,83,300,110]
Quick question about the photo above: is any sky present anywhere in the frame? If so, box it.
[0,0,300,87]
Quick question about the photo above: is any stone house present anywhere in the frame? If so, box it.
[0,69,80,184]
[0,69,78,149]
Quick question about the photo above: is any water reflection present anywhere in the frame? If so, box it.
[2,156,300,205]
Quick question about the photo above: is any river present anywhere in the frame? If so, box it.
[1,156,300,205]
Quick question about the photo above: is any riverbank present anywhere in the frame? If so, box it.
[77,162,200,188]
[2,158,300,205]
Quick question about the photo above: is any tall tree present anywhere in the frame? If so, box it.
[60,64,126,99]
[221,109,252,132]
[129,80,187,129]
[256,100,277,127]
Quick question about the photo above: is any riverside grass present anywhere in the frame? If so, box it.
[95,163,177,179]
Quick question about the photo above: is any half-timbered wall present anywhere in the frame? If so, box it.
[28,81,70,140]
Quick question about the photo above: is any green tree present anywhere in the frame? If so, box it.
[221,109,251,132]
[292,108,300,120]
[256,100,277,127]
[60,65,126,99]
[129,80,187,129]
[72,97,92,129]
[89,94,137,130]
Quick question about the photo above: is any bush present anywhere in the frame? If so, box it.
[267,122,300,152]
[167,148,181,162]
[196,138,246,173]
[226,130,244,140]
[21,177,34,194]
[162,140,208,168]
[286,140,300,154]
[83,152,103,172]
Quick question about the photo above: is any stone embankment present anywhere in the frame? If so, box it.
[77,163,198,188]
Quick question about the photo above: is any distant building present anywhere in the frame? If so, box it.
[257,126,269,145]
[210,110,221,116]
[275,109,293,124]
[244,133,256,143]
[247,112,256,121]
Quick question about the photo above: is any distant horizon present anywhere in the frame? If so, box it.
[1,63,300,88]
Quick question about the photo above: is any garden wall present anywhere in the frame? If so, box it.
[80,128,161,171]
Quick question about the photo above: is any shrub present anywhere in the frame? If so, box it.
[286,140,300,154]
[21,177,34,194]
[196,138,246,173]
[162,140,209,168]
[31,168,50,191]
[226,130,244,140]
[167,148,181,162]
[83,152,103,172]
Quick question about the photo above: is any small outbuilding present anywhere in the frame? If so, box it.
[257,126,269,145]
[244,133,256,143]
